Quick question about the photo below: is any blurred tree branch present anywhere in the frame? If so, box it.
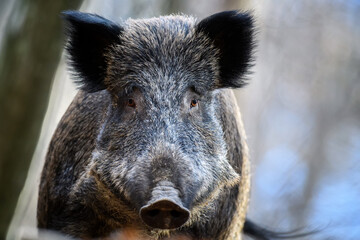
[0,0,81,238]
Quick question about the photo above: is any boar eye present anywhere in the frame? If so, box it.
[190,99,198,108]
[127,98,136,108]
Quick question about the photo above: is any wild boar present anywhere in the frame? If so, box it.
[37,10,254,240]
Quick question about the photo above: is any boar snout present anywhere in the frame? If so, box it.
[139,181,190,229]
[140,199,189,229]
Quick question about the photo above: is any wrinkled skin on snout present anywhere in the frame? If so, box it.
[38,10,254,240]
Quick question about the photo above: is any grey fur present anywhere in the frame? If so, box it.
[38,11,254,240]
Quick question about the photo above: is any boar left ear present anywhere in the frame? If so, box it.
[196,11,255,88]
[62,10,123,92]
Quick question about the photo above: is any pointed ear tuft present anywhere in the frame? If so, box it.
[196,10,255,88]
[62,10,123,92]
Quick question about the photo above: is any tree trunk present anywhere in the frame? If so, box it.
[0,0,81,238]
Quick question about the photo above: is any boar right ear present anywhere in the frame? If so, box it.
[196,11,255,89]
[62,11,123,92]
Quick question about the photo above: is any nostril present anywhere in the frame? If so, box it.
[140,199,190,230]
[170,210,181,218]
[147,209,160,217]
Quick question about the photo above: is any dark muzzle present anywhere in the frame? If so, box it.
[140,199,189,229]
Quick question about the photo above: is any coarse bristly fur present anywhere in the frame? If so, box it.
[38,10,257,240]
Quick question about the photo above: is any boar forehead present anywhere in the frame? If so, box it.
[106,15,220,96]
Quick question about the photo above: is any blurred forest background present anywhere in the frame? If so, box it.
[0,0,359,239]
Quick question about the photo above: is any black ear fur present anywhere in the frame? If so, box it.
[196,10,255,88]
[62,10,123,92]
